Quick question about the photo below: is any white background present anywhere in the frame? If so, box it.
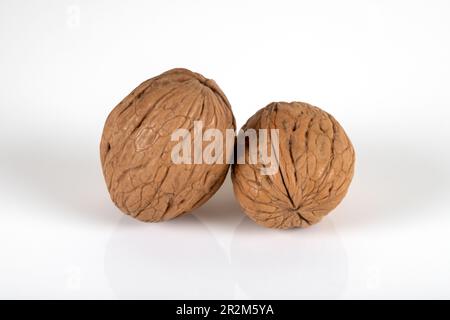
[1,0,450,299]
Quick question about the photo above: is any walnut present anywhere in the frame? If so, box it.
[232,102,355,229]
[100,68,235,221]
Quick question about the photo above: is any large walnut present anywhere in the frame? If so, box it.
[232,102,355,229]
[100,68,235,221]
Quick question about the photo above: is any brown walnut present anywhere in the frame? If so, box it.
[232,102,355,229]
[100,68,235,221]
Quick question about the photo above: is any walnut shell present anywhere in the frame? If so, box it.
[100,68,235,221]
[232,102,355,229]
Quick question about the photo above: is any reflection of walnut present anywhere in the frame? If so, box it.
[232,102,355,229]
[100,68,235,222]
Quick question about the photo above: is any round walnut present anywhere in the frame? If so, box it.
[100,68,235,221]
[232,102,355,229]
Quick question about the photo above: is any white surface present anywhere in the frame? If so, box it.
[1,0,450,299]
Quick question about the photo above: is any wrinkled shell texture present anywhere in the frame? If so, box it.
[100,68,235,221]
[232,102,355,229]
